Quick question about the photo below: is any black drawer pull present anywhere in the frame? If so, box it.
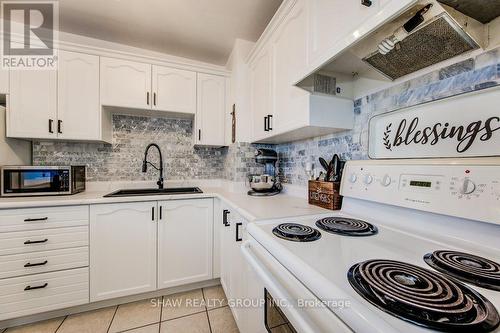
[24,260,48,267]
[223,209,230,226]
[24,217,48,222]
[24,283,48,291]
[24,239,48,245]
[235,222,243,242]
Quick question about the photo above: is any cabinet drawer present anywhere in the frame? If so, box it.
[0,226,88,256]
[0,267,89,321]
[0,206,89,233]
[0,247,88,279]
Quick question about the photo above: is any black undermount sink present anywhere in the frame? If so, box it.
[104,187,203,197]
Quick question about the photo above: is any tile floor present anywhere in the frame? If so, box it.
[2,285,239,333]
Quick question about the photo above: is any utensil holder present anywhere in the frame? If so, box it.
[308,180,343,210]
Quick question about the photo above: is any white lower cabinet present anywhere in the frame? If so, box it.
[219,204,249,331]
[0,206,90,321]
[0,268,89,321]
[90,202,157,302]
[158,199,213,289]
[90,198,215,302]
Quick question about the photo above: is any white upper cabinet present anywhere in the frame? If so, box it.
[90,202,157,302]
[308,0,379,66]
[303,0,417,78]
[195,73,226,146]
[250,45,273,141]
[58,50,100,140]
[8,69,57,139]
[100,57,152,110]
[272,0,309,133]
[157,199,213,289]
[152,66,196,114]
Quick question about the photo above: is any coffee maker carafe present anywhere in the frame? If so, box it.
[248,148,282,196]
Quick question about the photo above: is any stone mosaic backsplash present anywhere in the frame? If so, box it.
[275,48,500,186]
[33,47,500,187]
[33,115,227,182]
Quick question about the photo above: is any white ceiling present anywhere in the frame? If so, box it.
[57,0,283,65]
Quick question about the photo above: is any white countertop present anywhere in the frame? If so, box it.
[0,187,329,221]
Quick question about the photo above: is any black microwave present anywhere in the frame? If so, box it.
[0,166,86,197]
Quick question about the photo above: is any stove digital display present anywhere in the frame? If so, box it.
[410,180,432,188]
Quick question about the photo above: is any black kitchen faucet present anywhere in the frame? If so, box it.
[142,143,164,189]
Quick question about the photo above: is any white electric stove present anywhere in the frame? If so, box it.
[243,159,500,333]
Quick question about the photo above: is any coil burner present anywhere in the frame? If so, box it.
[272,223,321,242]
[348,259,500,332]
[425,250,500,291]
[315,217,378,237]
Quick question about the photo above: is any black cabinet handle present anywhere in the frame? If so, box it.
[152,206,155,221]
[24,283,48,291]
[24,260,48,268]
[48,119,54,133]
[267,115,273,131]
[264,116,269,131]
[361,0,372,7]
[198,129,201,141]
[24,217,48,222]
[223,209,230,226]
[159,205,162,220]
[153,92,157,106]
[57,120,63,134]
[147,92,150,105]
[24,239,48,245]
[235,222,242,242]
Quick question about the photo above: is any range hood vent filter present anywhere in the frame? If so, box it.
[363,15,479,80]
[438,0,500,24]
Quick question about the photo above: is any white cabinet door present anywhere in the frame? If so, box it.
[8,69,57,139]
[219,206,232,294]
[250,46,273,141]
[272,0,309,133]
[152,66,196,114]
[308,0,379,66]
[158,199,213,289]
[226,211,247,325]
[58,50,100,140]
[100,57,152,110]
[90,202,157,302]
[195,73,226,146]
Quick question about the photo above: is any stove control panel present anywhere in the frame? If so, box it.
[342,161,500,225]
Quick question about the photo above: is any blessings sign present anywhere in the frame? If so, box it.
[368,87,500,159]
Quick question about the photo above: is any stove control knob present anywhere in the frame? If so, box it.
[460,178,476,195]
[364,174,373,185]
[349,173,358,183]
[381,175,392,187]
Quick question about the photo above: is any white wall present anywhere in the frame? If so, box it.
[0,106,31,165]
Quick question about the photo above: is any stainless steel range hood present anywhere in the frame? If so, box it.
[316,0,499,82]
[358,0,488,80]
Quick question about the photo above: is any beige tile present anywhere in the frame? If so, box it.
[5,317,64,333]
[270,324,296,333]
[122,323,159,333]
[161,289,206,321]
[203,285,227,309]
[108,298,161,333]
[57,306,116,333]
[208,307,239,333]
[160,312,210,333]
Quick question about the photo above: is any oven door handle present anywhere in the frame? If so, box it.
[241,240,331,333]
